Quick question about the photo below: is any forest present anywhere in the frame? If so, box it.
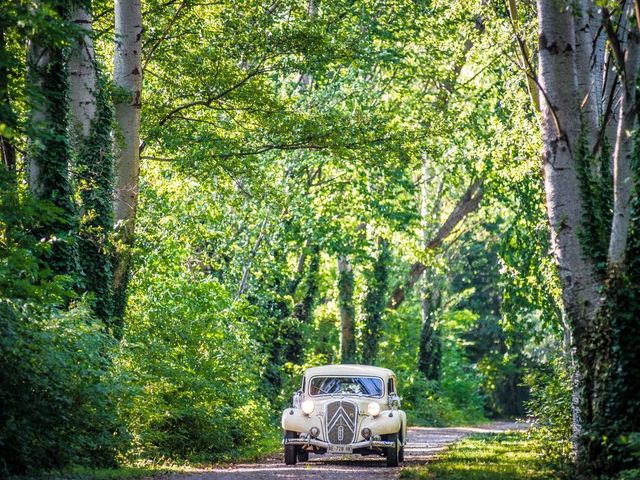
[1,0,639,479]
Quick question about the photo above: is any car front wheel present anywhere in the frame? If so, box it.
[385,432,400,467]
[284,430,298,465]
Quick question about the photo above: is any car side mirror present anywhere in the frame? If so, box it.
[388,394,401,409]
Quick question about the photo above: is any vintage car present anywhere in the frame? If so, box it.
[281,364,407,467]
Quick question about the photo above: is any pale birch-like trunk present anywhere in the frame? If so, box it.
[535,0,640,474]
[68,6,116,324]
[68,8,97,139]
[574,0,600,150]
[537,0,601,463]
[113,0,142,311]
[537,0,600,325]
[608,2,640,266]
[27,44,49,195]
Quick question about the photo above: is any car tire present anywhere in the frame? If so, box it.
[284,431,298,465]
[297,450,309,462]
[385,432,400,467]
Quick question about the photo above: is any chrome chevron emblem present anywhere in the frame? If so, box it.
[326,401,357,445]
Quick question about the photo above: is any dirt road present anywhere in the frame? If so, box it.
[170,421,525,480]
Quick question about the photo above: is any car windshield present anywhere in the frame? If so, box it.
[309,376,384,397]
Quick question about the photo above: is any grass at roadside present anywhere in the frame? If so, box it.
[400,431,558,480]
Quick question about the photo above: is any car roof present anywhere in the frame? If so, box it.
[304,364,394,379]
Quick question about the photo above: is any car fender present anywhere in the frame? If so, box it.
[281,408,322,434]
[359,409,406,438]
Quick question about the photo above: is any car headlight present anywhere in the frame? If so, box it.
[367,402,381,417]
[301,400,315,415]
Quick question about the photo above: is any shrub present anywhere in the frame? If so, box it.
[523,356,573,469]
[0,300,126,475]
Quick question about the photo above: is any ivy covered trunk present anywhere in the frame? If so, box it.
[337,255,356,363]
[418,284,442,381]
[536,0,640,476]
[362,237,389,365]
[293,244,320,325]
[27,8,79,278]
[68,5,116,327]
[0,25,16,174]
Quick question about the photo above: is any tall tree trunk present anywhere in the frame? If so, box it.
[535,0,640,475]
[537,0,600,470]
[361,237,389,365]
[113,0,142,319]
[0,25,16,174]
[337,255,356,363]
[27,14,79,278]
[294,243,320,325]
[537,0,600,326]
[68,6,116,327]
[418,285,442,381]
[608,6,640,266]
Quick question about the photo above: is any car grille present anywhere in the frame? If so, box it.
[325,400,358,445]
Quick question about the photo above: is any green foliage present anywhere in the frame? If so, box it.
[0,0,576,475]
[523,357,573,470]
[575,130,612,274]
[380,307,486,427]
[418,297,442,381]
[293,244,320,324]
[115,166,272,460]
[115,279,271,460]
[0,300,125,475]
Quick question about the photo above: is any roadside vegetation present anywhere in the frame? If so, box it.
[400,432,555,480]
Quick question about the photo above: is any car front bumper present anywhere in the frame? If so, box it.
[284,436,395,450]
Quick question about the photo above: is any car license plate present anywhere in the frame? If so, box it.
[328,444,353,454]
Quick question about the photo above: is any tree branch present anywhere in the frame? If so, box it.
[142,0,187,73]
[387,179,484,309]
[157,65,268,127]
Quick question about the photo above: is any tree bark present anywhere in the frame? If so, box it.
[607,2,640,266]
[418,284,442,381]
[293,243,320,325]
[68,8,97,140]
[113,0,143,318]
[537,0,600,326]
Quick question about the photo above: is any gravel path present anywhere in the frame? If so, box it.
[170,421,526,480]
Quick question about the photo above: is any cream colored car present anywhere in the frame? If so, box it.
[281,364,407,467]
